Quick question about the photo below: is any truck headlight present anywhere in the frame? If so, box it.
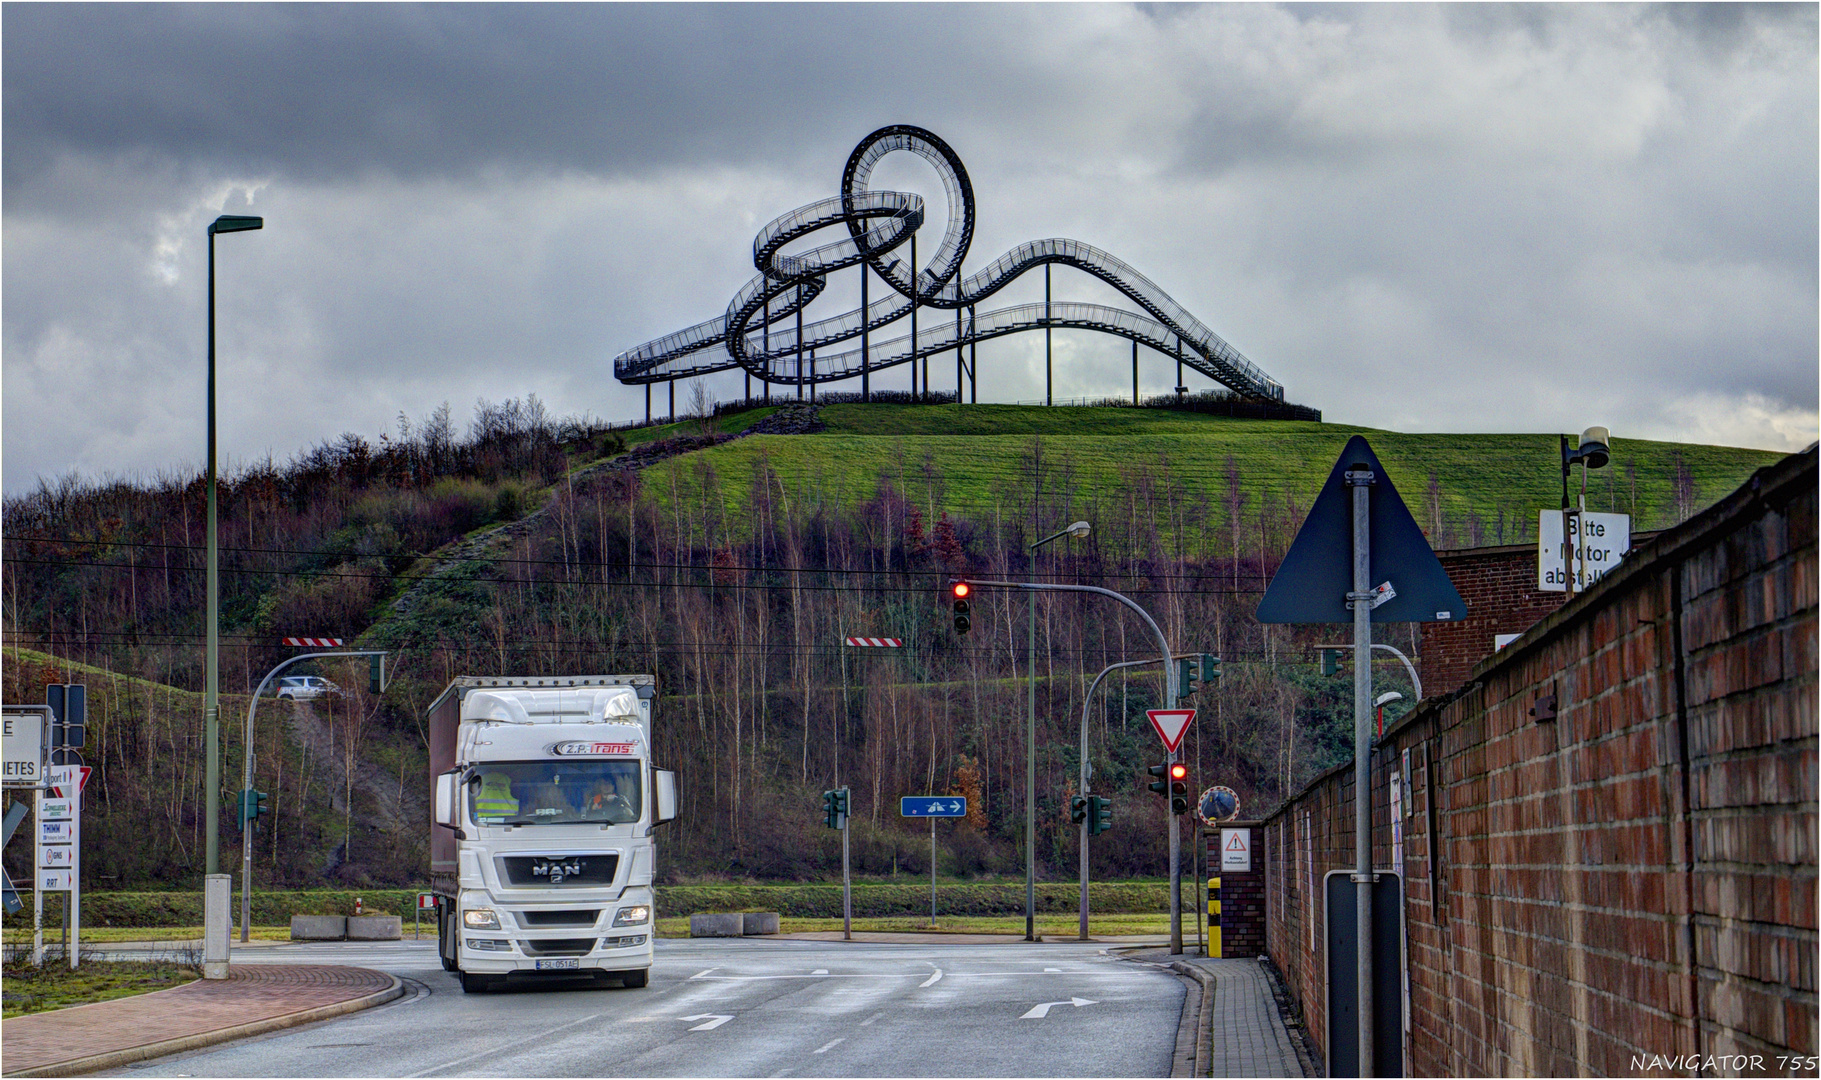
[612,905,651,927]
[462,908,501,929]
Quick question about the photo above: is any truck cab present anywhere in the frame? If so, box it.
[428,676,676,993]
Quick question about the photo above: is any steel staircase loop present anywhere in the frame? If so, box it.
[612,125,1284,401]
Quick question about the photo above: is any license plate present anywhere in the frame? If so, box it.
[536,958,581,971]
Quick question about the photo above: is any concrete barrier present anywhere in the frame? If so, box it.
[290,915,347,940]
[347,915,403,941]
[742,912,780,936]
[689,913,745,938]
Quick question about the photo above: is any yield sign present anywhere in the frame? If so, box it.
[51,765,91,801]
[1146,709,1195,753]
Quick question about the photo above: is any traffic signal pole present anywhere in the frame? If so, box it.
[958,579,1178,950]
[1078,658,1161,939]
[240,650,387,941]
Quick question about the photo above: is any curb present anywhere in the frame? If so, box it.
[4,971,405,1078]
[1169,961,1216,1079]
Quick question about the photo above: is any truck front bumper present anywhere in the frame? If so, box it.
[458,934,652,974]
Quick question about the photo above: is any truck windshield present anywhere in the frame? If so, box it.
[467,761,642,826]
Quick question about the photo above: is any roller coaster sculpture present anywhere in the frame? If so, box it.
[612,125,1284,411]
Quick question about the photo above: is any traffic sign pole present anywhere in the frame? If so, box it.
[1348,463,1376,1077]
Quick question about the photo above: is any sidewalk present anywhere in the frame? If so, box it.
[1,965,402,1077]
[1128,949,1313,1078]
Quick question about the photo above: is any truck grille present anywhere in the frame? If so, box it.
[518,909,600,927]
[498,854,618,887]
[520,938,597,957]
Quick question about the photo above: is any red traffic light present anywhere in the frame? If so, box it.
[951,580,971,599]
[1169,762,1188,781]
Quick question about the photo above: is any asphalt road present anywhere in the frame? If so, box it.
[105,938,1186,1077]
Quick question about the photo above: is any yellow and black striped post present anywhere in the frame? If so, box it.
[1208,875,1222,958]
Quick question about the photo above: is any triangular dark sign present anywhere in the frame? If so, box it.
[1257,435,1467,624]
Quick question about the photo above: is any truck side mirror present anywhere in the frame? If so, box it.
[653,769,678,824]
[434,770,461,829]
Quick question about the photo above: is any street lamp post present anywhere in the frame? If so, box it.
[1025,521,1090,942]
[204,214,262,882]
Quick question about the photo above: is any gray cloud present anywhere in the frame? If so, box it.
[4,3,1815,491]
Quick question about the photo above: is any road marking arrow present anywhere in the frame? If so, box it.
[1020,997,1098,1019]
[681,1014,733,1031]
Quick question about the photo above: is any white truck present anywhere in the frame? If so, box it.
[428,675,677,993]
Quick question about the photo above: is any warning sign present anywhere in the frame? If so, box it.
[1220,827,1252,873]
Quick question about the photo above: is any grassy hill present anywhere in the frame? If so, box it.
[640,402,1781,549]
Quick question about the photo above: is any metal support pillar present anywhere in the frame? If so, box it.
[797,304,805,400]
[1133,339,1139,404]
[910,233,918,399]
[969,306,978,403]
[668,380,675,421]
[645,384,651,424]
[861,262,870,403]
[1045,263,1052,405]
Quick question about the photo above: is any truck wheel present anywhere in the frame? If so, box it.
[461,972,495,994]
[438,910,457,972]
[622,969,650,989]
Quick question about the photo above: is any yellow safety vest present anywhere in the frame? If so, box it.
[474,775,519,817]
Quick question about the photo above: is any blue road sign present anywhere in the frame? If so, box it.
[900,796,967,818]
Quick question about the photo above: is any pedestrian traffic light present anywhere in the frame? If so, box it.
[369,653,385,695]
[822,787,850,829]
[1320,648,1342,676]
[1088,796,1113,835]
[1147,763,1169,798]
[950,580,972,635]
[240,789,270,824]
[1169,763,1190,815]
[1069,795,1087,825]
[1177,656,1198,697]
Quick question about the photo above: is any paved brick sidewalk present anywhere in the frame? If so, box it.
[2,965,397,1076]
[1183,957,1309,1078]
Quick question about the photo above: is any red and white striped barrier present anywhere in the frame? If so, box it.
[843,637,903,648]
[282,637,344,647]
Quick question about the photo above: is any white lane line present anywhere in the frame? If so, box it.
[919,968,943,987]
[681,1013,734,1031]
[812,968,829,975]
[1044,967,1061,972]
[813,1038,847,1054]
[859,1012,885,1026]
[690,968,719,980]
[406,1012,603,1076]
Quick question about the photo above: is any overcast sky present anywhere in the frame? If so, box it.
[4,3,1816,492]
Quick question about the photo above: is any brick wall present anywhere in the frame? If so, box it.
[1264,448,1817,1076]
[1207,825,1267,957]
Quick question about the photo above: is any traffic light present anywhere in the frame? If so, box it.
[369,653,385,695]
[1069,795,1087,825]
[239,789,270,824]
[1320,648,1342,676]
[1201,654,1221,685]
[1169,763,1190,815]
[1147,763,1169,798]
[950,580,972,635]
[822,787,850,829]
[1177,656,1199,697]
[1088,795,1113,835]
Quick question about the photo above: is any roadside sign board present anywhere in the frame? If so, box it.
[1146,709,1195,753]
[1220,828,1253,873]
[1257,435,1466,624]
[900,797,967,818]
[36,869,73,892]
[39,820,72,843]
[50,765,91,802]
[3,710,47,787]
[418,892,437,910]
[1538,510,1631,592]
[40,845,73,867]
[38,799,73,821]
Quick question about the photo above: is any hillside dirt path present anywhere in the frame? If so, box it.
[385,403,822,623]
[286,700,420,834]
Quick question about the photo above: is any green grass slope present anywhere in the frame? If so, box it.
[641,404,1783,548]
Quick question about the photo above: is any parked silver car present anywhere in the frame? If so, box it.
[274,675,341,700]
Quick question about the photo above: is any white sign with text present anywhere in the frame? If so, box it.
[1538,510,1631,592]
